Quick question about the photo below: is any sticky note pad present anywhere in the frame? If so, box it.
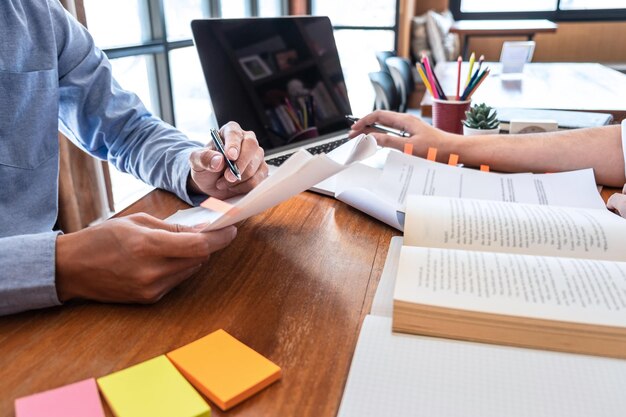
[15,378,105,417]
[97,355,210,417]
[201,197,234,214]
[167,329,281,411]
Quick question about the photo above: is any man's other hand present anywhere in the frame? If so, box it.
[188,121,269,200]
[55,213,236,304]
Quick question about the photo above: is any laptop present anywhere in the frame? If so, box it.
[191,16,373,194]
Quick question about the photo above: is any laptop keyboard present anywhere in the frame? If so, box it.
[266,137,349,167]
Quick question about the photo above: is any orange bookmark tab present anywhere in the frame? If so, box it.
[403,143,414,155]
[427,147,437,161]
[167,329,282,411]
[200,197,233,214]
[448,154,459,166]
[480,165,490,172]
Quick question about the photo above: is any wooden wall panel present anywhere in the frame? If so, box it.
[404,1,626,63]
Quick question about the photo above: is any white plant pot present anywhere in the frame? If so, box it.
[463,125,500,136]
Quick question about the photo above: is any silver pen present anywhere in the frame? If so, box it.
[210,128,242,181]
[345,115,410,138]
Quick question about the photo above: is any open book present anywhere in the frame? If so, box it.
[333,151,605,231]
[338,237,626,417]
[393,195,626,359]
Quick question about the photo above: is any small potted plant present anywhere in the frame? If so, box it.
[463,103,500,135]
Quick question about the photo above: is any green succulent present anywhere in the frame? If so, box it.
[463,103,500,130]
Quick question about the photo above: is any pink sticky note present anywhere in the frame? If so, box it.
[15,378,105,417]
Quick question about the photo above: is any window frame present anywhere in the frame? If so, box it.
[309,0,400,52]
[98,0,289,127]
[449,0,626,22]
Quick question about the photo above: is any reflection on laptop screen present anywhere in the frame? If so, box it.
[191,17,352,152]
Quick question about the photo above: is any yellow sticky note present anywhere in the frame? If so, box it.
[97,356,210,417]
[167,329,281,411]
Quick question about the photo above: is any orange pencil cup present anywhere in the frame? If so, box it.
[432,98,471,135]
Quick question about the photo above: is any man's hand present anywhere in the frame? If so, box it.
[189,121,269,200]
[55,213,237,304]
[348,110,454,161]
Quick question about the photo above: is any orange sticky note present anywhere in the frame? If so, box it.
[167,329,281,411]
[403,143,413,155]
[448,154,459,166]
[427,147,437,161]
[200,197,233,214]
[480,165,490,172]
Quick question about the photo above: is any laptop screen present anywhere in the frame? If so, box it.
[191,17,352,152]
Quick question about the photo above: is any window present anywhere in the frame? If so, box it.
[450,0,626,21]
[83,0,285,211]
[311,0,399,116]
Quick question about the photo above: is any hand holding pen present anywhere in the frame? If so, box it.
[345,115,411,138]
[187,122,269,201]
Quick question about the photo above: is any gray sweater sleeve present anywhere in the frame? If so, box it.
[0,232,62,315]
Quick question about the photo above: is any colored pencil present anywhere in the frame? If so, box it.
[455,56,462,100]
[416,64,434,97]
[430,67,447,100]
[476,54,485,74]
[462,64,482,98]
[465,68,490,100]
[421,54,439,99]
[465,52,476,88]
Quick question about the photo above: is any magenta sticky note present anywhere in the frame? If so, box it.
[15,378,105,417]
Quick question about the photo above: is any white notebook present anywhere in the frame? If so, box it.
[338,237,626,417]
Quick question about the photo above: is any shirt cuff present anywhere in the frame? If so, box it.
[0,232,62,316]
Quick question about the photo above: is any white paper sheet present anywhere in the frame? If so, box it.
[166,134,377,230]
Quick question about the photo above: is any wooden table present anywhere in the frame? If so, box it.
[450,19,558,60]
[421,62,626,122]
[0,190,398,417]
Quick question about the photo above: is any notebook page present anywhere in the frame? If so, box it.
[338,315,626,417]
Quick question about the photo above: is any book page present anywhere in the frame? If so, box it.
[405,195,626,261]
[373,152,605,211]
[395,246,626,327]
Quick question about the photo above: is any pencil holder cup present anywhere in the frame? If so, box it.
[432,98,471,135]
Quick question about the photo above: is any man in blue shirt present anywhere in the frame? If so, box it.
[0,0,268,315]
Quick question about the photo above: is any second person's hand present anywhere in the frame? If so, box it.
[348,110,455,160]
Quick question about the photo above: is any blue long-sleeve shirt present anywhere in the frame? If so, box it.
[0,0,204,315]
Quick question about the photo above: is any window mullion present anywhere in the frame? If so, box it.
[146,0,175,125]
[210,0,221,17]
[249,0,259,16]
